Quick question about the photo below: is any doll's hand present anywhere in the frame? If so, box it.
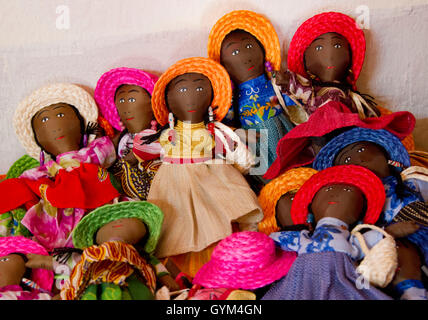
[86,122,104,139]
[273,69,290,93]
[123,151,139,167]
[159,274,180,292]
[392,239,423,286]
[25,254,53,270]
[385,221,420,238]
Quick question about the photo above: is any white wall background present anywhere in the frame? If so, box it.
[1,0,427,173]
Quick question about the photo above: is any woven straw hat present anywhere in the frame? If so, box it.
[193,231,297,290]
[313,127,411,172]
[291,165,386,225]
[13,83,98,160]
[72,201,163,254]
[208,10,281,71]
[151,57,232,126]
[0,236,54,292]
[94,68,158,131]
[287,11,365,87]
[258,167,318,235]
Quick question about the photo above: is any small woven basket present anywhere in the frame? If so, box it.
[351,224,398,288]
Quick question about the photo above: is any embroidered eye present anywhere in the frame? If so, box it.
[315,45,323,51]
[343,187,352,192]
[41,117,49,123]
[334,43,342,49]
[325,186,333,192]
[56,113,65,118]
[179,88,187,93]
[290,196,294,201]
[357,147,365,153]
[0,257,9,262]
[232,49,240,56]
[128,98,136,103]
[119,98,125,103]
[196,87,203,92]
[344,156,351,164]
[246,43,253,49]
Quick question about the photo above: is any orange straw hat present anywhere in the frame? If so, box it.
[207,10,281,71]
[258,167,318,235]
[151,57,232,126]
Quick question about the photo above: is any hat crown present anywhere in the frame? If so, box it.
[211,231,276,270]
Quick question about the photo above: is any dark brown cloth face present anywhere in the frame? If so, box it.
[166,73,213,123]
[0,254,27,287]
[334,141,391,179]
[275,192,296,229]
[220,30,265,85]
[95,217,147,245]
[32,103,83,157]
[115,84,153,133]
[304,32,351,83]
[311,183,365,225]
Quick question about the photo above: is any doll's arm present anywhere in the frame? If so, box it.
[349,230,385,261]
[385,221,420,238]
[149,255,180,292]
[25,254,53,270]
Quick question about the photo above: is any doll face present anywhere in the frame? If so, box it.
[115,85,154,133]
[95,217,147,245]
[32,103,83,157]
[334,141,391,178]
[304,32,351,83]
[275,191,296,229]
[311,183,365,225]
[220,30,265,85]
[0,254,27,287]
[166,73,213,123]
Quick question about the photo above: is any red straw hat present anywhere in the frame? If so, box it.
[290,165,386,226]
[264,101,416,180]
[287,11,365,87]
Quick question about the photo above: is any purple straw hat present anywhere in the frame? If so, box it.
[193,231,297,290]
[94,67,158,131]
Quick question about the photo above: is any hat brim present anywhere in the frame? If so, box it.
[94,68,158,131]
[287,11,365,86]
[13,83,99,160]
[151,57,232,126]
[193,247,296,290]
[258,167,318,235]
[291,165,385,225]
[313,127,411,172]
[72,201,163,254]
[208,10,281,71]
[0,236,54,291]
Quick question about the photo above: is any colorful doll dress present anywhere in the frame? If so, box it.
[0,285,52,300]
[262,217,393,300]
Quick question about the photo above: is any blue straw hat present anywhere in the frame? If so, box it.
[313,128,410,172]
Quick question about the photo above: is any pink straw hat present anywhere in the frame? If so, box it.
[193,231,297,290]
[94,67,159,131]
[0,236,54,292]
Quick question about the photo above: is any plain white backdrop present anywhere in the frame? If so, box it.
[1,0,427,172]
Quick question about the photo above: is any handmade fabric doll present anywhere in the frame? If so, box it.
[0,83,120,251]
[313,127,428,265]
[264,100,416,180]
[95,67,162,200]
[191,231,296,300]
[207,10,298,173]
[258,167,318,235]
[26,201,178,300]
[262,165,394,300]
[276,11,380,120]
[145,57,263,277]
[0,236,53,300]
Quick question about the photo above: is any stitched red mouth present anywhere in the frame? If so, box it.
[112,224,123,228]
[126,117,134,121]
[187,110,196,113]
[328,201,338,205]
[56,135,65,140]
[327,66,335,69]
[248,66,255,71]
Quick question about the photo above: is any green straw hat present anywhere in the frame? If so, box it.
[72,201,164,253]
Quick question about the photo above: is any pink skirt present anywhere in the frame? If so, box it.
[147,161,263,258]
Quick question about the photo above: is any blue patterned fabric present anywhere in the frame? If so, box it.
[394,279,427,300]
[261,251,393,300]
[270,217,383,261]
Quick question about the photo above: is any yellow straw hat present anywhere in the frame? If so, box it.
[208,10,281,71]
[151,57,232,126]
[258,167,318,234]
